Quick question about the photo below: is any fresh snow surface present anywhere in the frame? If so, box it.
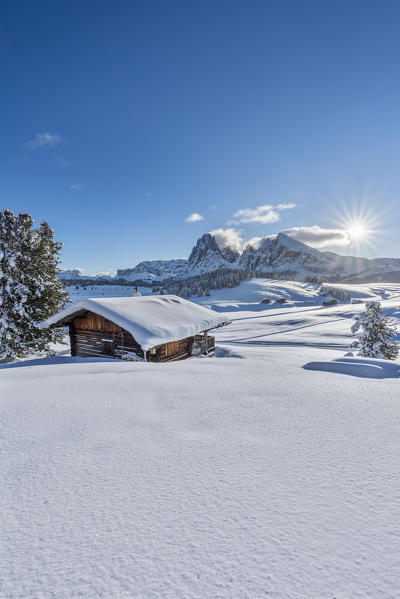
[2,279,400,598]
[40,295,229,350]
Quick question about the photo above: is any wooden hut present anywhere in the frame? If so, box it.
[40,295,229,362]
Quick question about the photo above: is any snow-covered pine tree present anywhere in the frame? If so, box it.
[0,210,68,360]
[0,210,35,359]
[351,301,399,360]
[27,220,69,352]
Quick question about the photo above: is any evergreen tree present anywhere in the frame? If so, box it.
[351,301,399,360]
[0,210,34,358]
[28,220,69,352]
[0,209,68,360]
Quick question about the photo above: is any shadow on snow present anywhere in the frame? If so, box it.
[0,355,117,370]
[303,357,400,379]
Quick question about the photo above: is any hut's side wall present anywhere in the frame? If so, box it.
[148,337,194,362]
[69,311,144,359]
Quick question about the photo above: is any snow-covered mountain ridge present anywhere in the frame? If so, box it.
[115,259,187,282]
[61,231,400,284]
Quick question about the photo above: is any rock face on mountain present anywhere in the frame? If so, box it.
[238,232,400,282]
[59,269,84,280]
[186,233,241,275]
[240,233,342,276]
[59,269,113,281]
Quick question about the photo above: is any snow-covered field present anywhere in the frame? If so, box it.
[2,280,400,598]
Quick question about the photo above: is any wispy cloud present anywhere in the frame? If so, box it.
[185,212,204,223]
[233,203,296,225]
[57,158,71,167]
[276,203,296,211]
[234,205,280,224]
[70,183,84,191]
[27,132,66,149]
[283,225,351,248]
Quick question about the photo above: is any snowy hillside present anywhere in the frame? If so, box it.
[66,277,400,308]
[2,282,400,597]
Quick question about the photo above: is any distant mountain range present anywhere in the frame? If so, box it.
[60,231,400,285]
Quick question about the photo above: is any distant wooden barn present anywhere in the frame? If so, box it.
[40,295,229,362]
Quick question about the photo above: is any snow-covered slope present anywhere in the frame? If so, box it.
[66,278,400,310]
[2,285,400,598]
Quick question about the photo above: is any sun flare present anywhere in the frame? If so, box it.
[332,201,383,251]
[347,223,367,241]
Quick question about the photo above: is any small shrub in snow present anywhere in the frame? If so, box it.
[304,274,325,284]
[351,301,399,360]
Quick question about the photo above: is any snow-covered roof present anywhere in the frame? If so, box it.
[39,295,229,351]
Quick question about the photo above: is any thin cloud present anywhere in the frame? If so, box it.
[70,183,84,191]
[57,158,71,167]
[246,236,263,249]
[276,203,296,211]
[283,225,351,248]
[185,213,204,223]
[27,132,66,148]
[232,203,296,225]
[234,205,280,224]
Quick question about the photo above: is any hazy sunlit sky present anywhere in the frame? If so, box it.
[2,0,400,273]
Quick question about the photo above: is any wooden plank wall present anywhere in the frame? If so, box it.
[69,311,144,359]
[149,337,194,362]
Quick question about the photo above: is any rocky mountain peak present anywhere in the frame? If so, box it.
[187,233,240,274]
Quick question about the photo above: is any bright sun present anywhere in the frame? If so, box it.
[348,223,366,240]
[332,202,381,252]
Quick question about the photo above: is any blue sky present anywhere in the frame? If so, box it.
[2,0,400,273]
